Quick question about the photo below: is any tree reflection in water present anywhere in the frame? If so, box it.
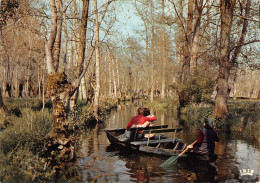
[109,145,218,183]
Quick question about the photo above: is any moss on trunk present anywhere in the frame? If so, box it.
[45,72,77,166]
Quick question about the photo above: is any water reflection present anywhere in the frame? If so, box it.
[77,102,260,182]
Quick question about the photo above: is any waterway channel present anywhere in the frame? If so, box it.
[77,102,259,182]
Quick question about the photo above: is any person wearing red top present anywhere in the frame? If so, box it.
[124,107,157,141]
[126,108,157,130]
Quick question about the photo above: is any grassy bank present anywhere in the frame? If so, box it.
[143,97,260,141]
[0,97,117,182]
[0,98,53,182]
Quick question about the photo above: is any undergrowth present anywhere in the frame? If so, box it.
[0,101,53,182]
[0,97,118,182]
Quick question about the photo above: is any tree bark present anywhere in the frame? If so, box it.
[215,0,236,119]
[44,0,87,165]
[93,0,110,118]
[112,57,117,97]
[0,85,8,115]
[69,0,90,110]
[161,0,166,100]
[52,0,62,71]
[81,77,87,100]
[115,55,120,95]
[45,0,57,74]
[181,0,194,80]
[108,54,112,96]
[150,0,154,103]
[190,0,204,74]
[93,0,100,119]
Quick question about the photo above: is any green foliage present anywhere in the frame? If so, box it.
[185,105,215,129]
[143,97,176,111]
[0,148,55,182]
[219,101,260,139]
[183,101,260,141]
[178,71,215,105]
[69,98,118,129]
[0,109,52,153]
[0,99,53,182]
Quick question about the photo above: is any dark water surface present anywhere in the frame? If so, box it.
[77,103,260,182]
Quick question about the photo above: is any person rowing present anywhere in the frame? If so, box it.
[187,118,219,157]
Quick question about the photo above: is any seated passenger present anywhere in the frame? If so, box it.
[125,107,157,141]
[143,108,156,139]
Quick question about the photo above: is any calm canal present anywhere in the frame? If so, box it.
[77,102,260,182]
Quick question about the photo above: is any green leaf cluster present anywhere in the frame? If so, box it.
[179,71,215,105]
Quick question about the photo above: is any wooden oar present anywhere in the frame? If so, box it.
[160,140,198,167]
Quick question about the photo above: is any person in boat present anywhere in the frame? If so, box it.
[143,107,156,139]
[142,108,167,140]
[187,118,219,155]
[125,107,157,141]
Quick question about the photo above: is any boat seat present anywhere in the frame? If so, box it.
[130,138,181,146]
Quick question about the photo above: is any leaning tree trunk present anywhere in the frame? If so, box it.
[215,0,236,119]
[70,0,90,110]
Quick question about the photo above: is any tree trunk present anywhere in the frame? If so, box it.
[150,0,154,103]
[0,85,8,115]
[81,77,87,100]
[38,65,41,99]
[181,0,194,80]
[3,68,6,97]
[26,33,32,97]
[69,0,90,110]
[92,0,110,116]
[161,0,166,100]
[115,55,120,95]
[44,0,77,165]
[112,57,117,97]
[52,0,62,71]
[46,73,77,164]
[45,0,57,74]
[215,0,236,119]
[93,0,100,119]
[42,64,45,111]
[15,65,18,98]
[108,54,112,96]
[190,0,203,74]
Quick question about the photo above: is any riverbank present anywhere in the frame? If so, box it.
[142,98,260,142]
[0,97,118,182]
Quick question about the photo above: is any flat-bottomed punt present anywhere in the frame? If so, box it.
[104,125,217,163]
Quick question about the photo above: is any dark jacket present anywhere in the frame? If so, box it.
[195,126,219,154]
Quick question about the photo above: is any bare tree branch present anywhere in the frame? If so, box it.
[229,40,260,57]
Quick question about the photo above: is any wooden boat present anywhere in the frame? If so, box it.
[104,125,218,163]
